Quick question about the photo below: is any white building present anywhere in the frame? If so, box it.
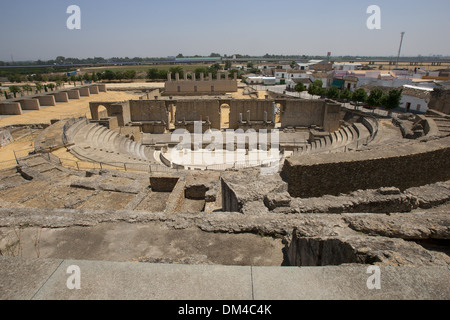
[310,72,332,88]
[287,78,312,91]
[399,85,433,113]
[246,76,276,85]
[275,69,310,84]
[333,62,362,71]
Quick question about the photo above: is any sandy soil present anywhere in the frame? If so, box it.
[0,91,139,127]
[0,90,141,168]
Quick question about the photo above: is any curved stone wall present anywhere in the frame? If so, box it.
[282,136,450,198]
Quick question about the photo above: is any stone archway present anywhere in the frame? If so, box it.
[90,102,110,121]
[97,105,108,119]
[89,101,127,126]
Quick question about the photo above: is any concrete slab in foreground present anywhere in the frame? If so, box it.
[0,257,448,300]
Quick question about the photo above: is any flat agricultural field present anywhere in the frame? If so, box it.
[81,64,217,74]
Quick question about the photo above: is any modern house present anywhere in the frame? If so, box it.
[286,78,312,91]
[399,85,433,113]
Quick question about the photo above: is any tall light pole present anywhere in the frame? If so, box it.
[396,32,405,68]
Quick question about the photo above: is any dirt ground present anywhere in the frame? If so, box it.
[0,90,141,168]
[0,91,140,127]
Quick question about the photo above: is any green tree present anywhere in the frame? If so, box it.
[35,83,42,93]
[381,89,403,111]
[227,69,241,79]
[169,66,184,79]
[158,69,168,80]
[290,61,297,69]
[307,80,323,96]
[312,79,323,88]
[83,73,91,82]
[9,85,21,98]
[367,89,384,107]
[70,75,77,85]
[76,75,83,85]
[115,71,124,81]
[247,62,254,69]
[47,83,56,91]
[326,86,340,99]
[224,60,232,70]
[91,72,98,82]
[317,87,327,97]
[176,53,184,58]
[194,67,209,79]
[308,84,317,95]
[147,68,159,80]
[22,84,32,95]
[103,70,116,81]
[211,63,222,71]
[294,82,306,92]
[339,88,352,101]
[124,70,137,80]
[351,88,367,105]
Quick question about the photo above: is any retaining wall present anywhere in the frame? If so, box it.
[282,136,450,198]
[0,102,22,115]
[67,90,81,99]
[18,99,40,110]
[37,95,56,106]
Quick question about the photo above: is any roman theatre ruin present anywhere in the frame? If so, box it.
[1,75,449,277]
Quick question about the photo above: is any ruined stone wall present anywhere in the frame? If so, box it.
[129,100,168,122]
[282,136,450,198]
[228,100,274,130]
[174,100,221,130]
[281,99,325,128]
[165,80,238,95]
[323,102,342,132]
[429,88,450,115]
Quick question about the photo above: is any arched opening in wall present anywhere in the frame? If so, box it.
[220,104,230,129]
[97,105,108,119]
[274,103,282,123]
[169,104,176,126]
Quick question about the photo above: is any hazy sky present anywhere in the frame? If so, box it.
[1,0,449,61]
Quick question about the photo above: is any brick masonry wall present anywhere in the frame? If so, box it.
[282,136,450,198]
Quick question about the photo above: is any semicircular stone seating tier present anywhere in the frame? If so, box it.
[64,118,158,166]
[297,117,377,155]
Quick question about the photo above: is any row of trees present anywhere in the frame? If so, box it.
[7,70,140,85]
[295,81,403,110]
[5,82,62,98]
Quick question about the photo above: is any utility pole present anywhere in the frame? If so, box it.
[396,32,405,68]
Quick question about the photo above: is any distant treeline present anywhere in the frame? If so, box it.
[1,54,448,68]
[0,56,172,67]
